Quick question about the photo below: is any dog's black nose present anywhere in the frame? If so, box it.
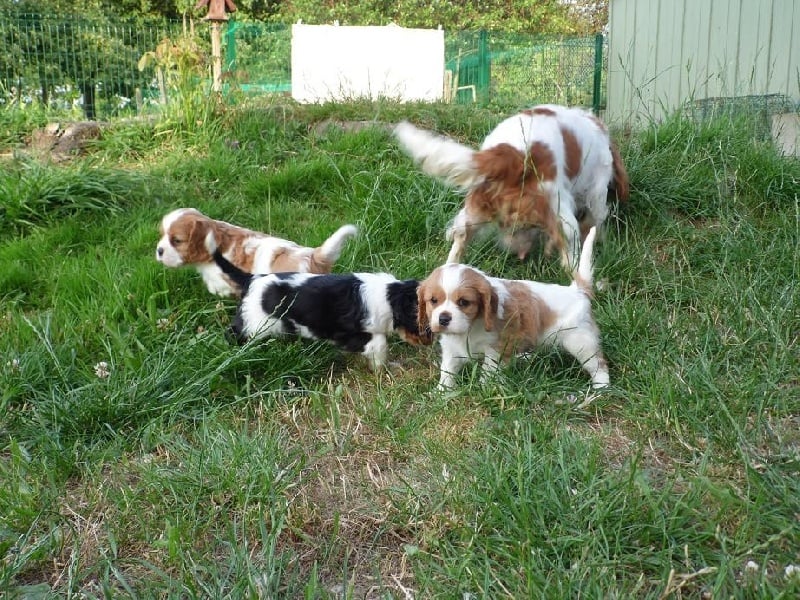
[157,246,164,257]
[438,312,452,327]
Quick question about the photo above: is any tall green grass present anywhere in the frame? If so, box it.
[1,100,798,598]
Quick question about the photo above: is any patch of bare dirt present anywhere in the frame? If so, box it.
[28,121,103,162]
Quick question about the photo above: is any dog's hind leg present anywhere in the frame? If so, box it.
[552,190,581,271]
[581,179,610,242]
[446,207,484,264]
[559,327,609,389]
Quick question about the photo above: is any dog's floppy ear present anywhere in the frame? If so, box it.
[417,280,430,334]
[179,214,210,263]
[189,216,209,249]
[475,143,525,184]
[479,278,499,332]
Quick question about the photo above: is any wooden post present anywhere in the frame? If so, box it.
[195,0,237,94]
[210,21,223,92]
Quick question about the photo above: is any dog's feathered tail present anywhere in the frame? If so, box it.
[310,224,358,273]
[573,226,597,294]
[393,121,481,189]
[609,141,629,202]
[204,231,254,292]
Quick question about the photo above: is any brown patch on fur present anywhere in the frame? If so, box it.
[467,142,565,257]
[496,281,557,358]
[168,212,212,264]
[226,233,257,274]
[526,142,558,182]
[458,268,498,331]
[271,246,311,273]
[417,277,441,334]
[609,140,629,202]
[397,327,434,346]
[308,249,334,274]
[560,126,582,181]
[523,106,557,117]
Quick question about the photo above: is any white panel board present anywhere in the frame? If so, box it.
[291,24,444,104]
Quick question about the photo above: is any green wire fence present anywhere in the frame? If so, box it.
[0,13,608,120]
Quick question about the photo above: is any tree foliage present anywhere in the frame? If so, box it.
[5,0,609,33]
[267,1,576,34]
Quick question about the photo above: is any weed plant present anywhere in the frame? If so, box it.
[0,99,798,598]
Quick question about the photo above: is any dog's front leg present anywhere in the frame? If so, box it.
[437,351,469,391]
[550,189,580,271]
[479,347,501,384]
[363,334,388,371]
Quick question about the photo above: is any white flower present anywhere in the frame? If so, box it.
[744,560,759,573]
[156,318,171,331]
[7,358,20,371]
[94,361,111,379]
[785,564,800,580]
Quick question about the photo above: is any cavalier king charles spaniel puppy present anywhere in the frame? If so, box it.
[394,104,628,269]
[417,227,609,390]
[156,208,357,297]
[205,232,432,370]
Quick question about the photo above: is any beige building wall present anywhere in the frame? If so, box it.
[606,0,800,125]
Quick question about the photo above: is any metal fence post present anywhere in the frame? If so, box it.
[225,21,237,72]
[592,32,603,115]
[477,29,490,104]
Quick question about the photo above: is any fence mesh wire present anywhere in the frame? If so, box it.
[445,31,606,110]
[1,14,607,119]
[684,93,796,140]
[0,13,185,118]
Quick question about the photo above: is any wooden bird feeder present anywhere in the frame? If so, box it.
[195,0,237,21]
[195,0,237,92]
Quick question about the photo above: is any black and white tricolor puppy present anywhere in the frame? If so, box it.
[205,232,433,369]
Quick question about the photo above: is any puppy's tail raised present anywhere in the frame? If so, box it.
[574,226,597,294]
[204,231,253,291]
[310,224,358,273]
[393,121,481,190]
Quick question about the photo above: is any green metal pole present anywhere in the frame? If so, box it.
[592,33,603,115]
[225,20,237,72]
[477,29,490,104]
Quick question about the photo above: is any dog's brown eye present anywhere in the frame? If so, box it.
[457,298,470,308]
[429,296,439,305]
[170,236,183,245]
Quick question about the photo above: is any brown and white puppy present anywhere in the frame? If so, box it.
[156,208,358,297]
[418,227,609,390]
[394,104,628,269]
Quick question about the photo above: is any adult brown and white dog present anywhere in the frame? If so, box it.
[204,232,432,370]
[394,104,629,269]
[156,208,358,297]
[417,226,609,390]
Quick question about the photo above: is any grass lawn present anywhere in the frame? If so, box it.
[1,98,798,599]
